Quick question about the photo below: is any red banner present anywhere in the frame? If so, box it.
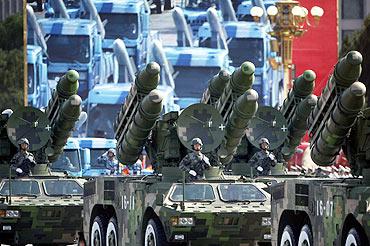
[292,0,338,95]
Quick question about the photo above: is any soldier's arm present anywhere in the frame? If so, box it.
[28,153,36,166]
[9,153,19,166]
[202,155,211,169]
[179,154,191,172]
[247,153,258,166]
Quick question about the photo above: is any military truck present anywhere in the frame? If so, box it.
[0,70,86,245]
[271,51,370,245]
[79,0,158,68]
[80,60,280,245]
[165,7,231,108]
[197,0,283,106]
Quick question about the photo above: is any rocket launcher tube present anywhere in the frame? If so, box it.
[46,70,79,125]
[114,62,161,136]
[282,94,317,160]
[201,70,230,105]
[280,70,316,120]
[219,89,259,164]
[216,62,255,118]
[48,95,82,162]
[311,82,366,165]
[117,90,163,165]
[309,51,362,128]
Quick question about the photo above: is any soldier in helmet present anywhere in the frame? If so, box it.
[97,148,118,175]
[248,137,277,176]
[10,138,36,177]
[179,138,211,181]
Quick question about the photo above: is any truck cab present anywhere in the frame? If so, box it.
[198,15,283,106]
[27,45,49,108]
[84,0,152,67]
[164,46,230,108]
[38,18,115,99]
[50,138,83,177]
[78,137,117,176]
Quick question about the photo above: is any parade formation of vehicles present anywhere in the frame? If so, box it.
[15,0,370,245]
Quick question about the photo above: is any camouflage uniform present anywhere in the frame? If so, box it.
[179,152,211,181]
[248,150,277,176]
[97,155,118,174]
[10,151,36,177]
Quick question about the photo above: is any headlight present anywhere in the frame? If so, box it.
[170,216,194,226]
[5,210,20,218]
[179,217,194,226]
[261,217,271,226]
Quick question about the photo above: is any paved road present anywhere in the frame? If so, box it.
[150,6,178,46]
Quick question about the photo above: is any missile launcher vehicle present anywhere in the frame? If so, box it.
[0,70,87,245]
[271,51,370,245]
[81,61,277,245]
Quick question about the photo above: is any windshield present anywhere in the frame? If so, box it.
[90,148,111,169]
[87,104,121,138]
[228,38,264,67]
[27,63,35,94]
[43,180,83,196]
[185,1,218,10]
[173,66,220,98]
[47,35,90,63]
[51,149,81,172]
[99,13,138,40]
[170,184,215,201]
[0,180,40,196]
[218,184,266,202]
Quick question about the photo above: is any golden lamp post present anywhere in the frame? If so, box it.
[251,1,324,97]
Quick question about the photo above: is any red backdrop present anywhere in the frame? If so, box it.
[292,0,338,95]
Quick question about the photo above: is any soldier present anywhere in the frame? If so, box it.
[97,148,118,175]
[179,138,211,181]
[248,137,277,176]
[10,138,36,177]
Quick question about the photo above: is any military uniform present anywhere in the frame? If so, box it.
[98,155,118,174]
[248,150,277,176]
[10,151,36,177]
[179,152,211,181]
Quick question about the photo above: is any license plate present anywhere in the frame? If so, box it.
[2,225,11,231]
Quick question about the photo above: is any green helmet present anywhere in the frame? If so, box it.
[18,138,30,145]
[191,138,203,146]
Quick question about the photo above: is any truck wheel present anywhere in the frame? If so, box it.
[91,216,107,246]
[298,225,313,246]
[345,228,361,246]
[144,218,167,246]
[280,225,296,246]
[106,217,118,246]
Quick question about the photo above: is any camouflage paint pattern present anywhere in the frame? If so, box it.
[83,175,272,245]
[0,176,86,245]
[271,178,370,245]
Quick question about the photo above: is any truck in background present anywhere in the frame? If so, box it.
[197,0,283,106]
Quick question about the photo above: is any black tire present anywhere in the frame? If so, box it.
[164,0,174,10]
[91,216,107,246]
[345,228,361,246]
[298,225,313,246]
[144,218,167,246]
[280,225,296,246]
[106,217,118,246]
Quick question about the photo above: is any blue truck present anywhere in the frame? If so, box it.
[79,0,156,68]
[197,2,283,106]
[27,45,50,108]
[164,7,231,108]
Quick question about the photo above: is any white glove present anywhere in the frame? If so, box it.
[257,166,263,172]
[28,156,34,162]
[16,168,23,174]
[268,153,275,160]
[189,170,197,177]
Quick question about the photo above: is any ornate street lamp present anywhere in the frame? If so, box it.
[251,1,324,97]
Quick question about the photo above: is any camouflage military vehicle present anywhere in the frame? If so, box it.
[81,61,277,245]
[0,70,86,245]
[271,51,370,245]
